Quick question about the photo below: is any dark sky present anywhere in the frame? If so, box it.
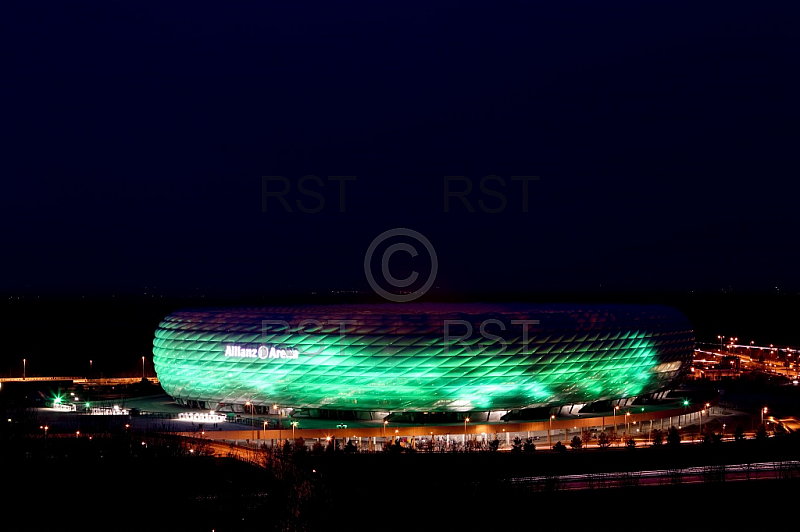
[4,2,800,300]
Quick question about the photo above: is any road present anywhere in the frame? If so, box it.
[509,460,800,491]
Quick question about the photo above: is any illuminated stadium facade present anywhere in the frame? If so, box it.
[152,304,694,413]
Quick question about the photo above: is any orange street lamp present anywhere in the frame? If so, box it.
[273,404,281,440]
[549,415,555,447]
[464,417,470,446]
[245,401,254,444]
[41,425,48,453]
[700,409,704,436]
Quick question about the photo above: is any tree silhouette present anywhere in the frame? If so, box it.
[523,437,536,453]
[511,436,523,453]
[597,431,610,448]
[293,437,307,457]
[734,425,745,441]
[383,439,403,453]
[667,426,681,447]
[311,440,324,455]
[325,438,340,454]
[651,429,664,446]
[570,435,582,450]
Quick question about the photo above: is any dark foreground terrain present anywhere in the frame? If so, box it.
[4,432,799,531]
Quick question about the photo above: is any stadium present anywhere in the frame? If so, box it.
[152,303,694,417]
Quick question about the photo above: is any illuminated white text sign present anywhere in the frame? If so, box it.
[225,345,299,360]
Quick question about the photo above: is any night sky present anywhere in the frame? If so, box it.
[3,3,800,374]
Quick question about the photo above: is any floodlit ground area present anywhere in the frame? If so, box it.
[31,389,782,454]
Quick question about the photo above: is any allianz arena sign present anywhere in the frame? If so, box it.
[224,344,300,360]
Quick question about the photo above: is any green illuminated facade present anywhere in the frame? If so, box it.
[152,304,694,412]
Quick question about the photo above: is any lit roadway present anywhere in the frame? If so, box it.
[195,437,800,491]
[203,440,264,465]
[0,376,160,385]
[510,461,800,490]
[695,341,800,379]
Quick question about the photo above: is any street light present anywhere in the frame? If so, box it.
[682,399,689,427]
[625,411,631,438]
[613,406,619,446]
[549,415,555,448]
[23,359,26,380]
[272,403,283,432]
[292,421,298,440]
[245,401,254,444]
[273,404,281,441]
[762,406,767,426]
[40,425,48,454]
[699,409,704,437]
[141,356,146,380]
[464,417,470,447]
[89,359,92,378]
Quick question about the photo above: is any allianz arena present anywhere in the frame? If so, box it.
[152,303,694,413]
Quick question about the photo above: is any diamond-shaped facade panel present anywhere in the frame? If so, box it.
[152,303,694,412]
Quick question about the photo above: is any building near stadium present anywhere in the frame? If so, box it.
[152,303,694,415]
